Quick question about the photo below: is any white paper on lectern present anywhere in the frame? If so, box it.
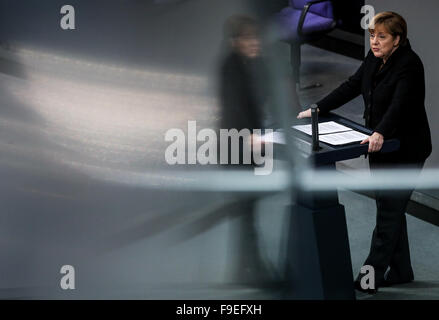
[293,121,352,135]
[262,126,370,146]
[261,131,285,144]
[319,130,369,145]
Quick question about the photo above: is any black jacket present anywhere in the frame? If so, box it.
[218,51,268,166]
[317,40,432,163]
[219,51,266,132]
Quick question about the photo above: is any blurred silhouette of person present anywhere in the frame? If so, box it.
[219,14,271,165]
[217,15,274,286]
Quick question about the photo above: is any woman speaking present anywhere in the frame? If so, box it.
[297,12,432,293]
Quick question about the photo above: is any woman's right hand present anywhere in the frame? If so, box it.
[297,108,312,119]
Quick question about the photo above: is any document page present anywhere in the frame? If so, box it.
[261,131,285,144]
[319,130,369,145]
[293,121,352,135]
[262,123,370,146]
[261,131,311,154]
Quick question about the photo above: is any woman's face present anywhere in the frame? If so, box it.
[369,25,400,62]
[232,30,261,59]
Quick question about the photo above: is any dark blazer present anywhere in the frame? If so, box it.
[218,51,267,166]
[316,39,432,163]
[219,51,265,132]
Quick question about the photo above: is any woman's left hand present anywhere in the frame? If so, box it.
[361,132,384,153]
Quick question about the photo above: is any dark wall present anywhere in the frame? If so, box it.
[333,0,365,35]
[0,0,269,74]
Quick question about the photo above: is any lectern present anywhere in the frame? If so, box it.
[283,112,399,299]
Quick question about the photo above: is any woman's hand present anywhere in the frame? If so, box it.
[297,108,312,119]
[361,132,384,153]
[247,133,265,153]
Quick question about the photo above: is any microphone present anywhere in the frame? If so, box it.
[311,104,319,152]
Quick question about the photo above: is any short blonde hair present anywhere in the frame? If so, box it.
[223,15,259,40]
[369,11,408,46]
